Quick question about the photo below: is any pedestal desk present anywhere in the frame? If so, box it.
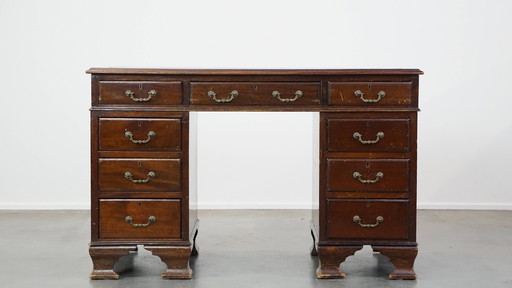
[87,68,422,280]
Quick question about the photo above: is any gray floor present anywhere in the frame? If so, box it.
[0,210,511,288]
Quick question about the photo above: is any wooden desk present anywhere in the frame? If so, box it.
[87,68,422,280]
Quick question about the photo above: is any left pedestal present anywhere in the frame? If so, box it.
[89,100,198,279]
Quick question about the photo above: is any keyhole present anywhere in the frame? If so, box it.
[366,162,370,168]
[366,121,371,127]
[368,84,372,90]
[138,202,142,207]
[139,84,143,90]
[138,121,142,127]
[138,161,142,167]
[366,202,371,208]
[253,85,258,91]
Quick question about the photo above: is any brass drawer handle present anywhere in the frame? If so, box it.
[353,171,384,184]
[272,90,303,102]
[124,171,155,184]
[125,89,156,102]
[354,90,385,103]
[207,90,238,103]
[353,215,384,228]
[124,131,156,144]
[353,132,384,144]
[125,215,156,228]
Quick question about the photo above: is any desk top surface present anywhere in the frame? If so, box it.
[86,68,423,76]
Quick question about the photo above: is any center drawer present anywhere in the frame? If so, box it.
[98,199,181,240]
[190,82,321,105]
[99,159,181,192]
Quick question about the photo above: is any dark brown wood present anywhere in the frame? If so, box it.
[187,112,199,243]
[316,71,419,278]
[89,245,137,279]
[327,118,410,152]
[98,159,181,192]
[327,159,410,192]
[99,118,182,151]
[316,246,363,278]
[326,199,410,240]
[98,81,182,105]
[146,246,193,279]
[190,82,320,105]
[87,68,423,76]
[90,110,100,242]
[372,246,418,279]
[88,68,421,280]
[98,199,181,240]
[328,81,412,106]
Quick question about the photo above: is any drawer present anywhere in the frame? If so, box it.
[327,118,410,152]
[98,81,182,105]
[99,199,181,240]
[99,159,181,192]
[190,82,320,105]
[327,159,409,192]
[326,199,409,240]
[99,118,181,151]
[328,82,412,105]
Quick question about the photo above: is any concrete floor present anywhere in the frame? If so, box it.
[0,210,511,288]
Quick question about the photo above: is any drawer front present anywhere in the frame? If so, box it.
[328,82,412,106]
[99,159,181,192]
[190,82,321,105]
[99,118,181,151]
[327,199,409,240]
[327,118,410,152]
[98,81,182,105]
[327,159,409,192]
[99,199,181,240]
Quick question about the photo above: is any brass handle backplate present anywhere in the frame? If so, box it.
[125,89,156,102]
[208,90,239,103]
[125,131,156,144]
[125,215,156,228]
[272,90,303,102]
[353,215,384,228]
[353,171,384,184]
[354,90,385,103]
[353,132,384,144]
[124,171,155,184]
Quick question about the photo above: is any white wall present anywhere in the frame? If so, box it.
[0,0,511,209]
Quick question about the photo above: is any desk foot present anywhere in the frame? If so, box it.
[146,246,192,279]
[316,246,362,278]
[89,245,137,280]
[372,246,418,280]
